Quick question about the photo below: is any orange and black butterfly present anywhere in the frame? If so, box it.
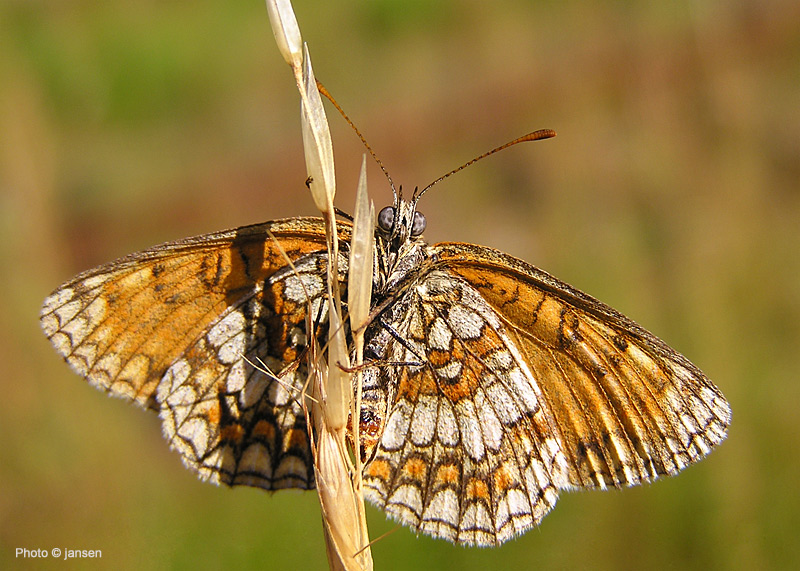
[41,164,730,546]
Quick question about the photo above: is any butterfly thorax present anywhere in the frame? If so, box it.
[349,197,432,460]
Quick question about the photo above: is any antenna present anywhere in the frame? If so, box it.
[316,80,555,206]
[413,129,556,202]
[316,80,399,204]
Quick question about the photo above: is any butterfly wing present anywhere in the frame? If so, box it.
[361,267,572,546]
[362,241,730,546]
[41,218,350,490]
[433,242,731,489]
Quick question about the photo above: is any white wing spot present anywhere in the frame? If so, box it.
[435,360,463,380]
[448,304,484,340]
[178,417,210,456]
[41,287,75,314]
[389,484,423,517]
[423,489,459,527]
[207,311,245,349]
[428,317,452,350]
[382,403,412,451]
[455,401,485,461]
[239,443,273,479]
[436,402,459,447]
[410,396,438,446]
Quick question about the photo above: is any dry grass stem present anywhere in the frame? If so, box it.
[265,1,373,568]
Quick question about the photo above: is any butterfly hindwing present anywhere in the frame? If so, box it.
[362,268,572,546]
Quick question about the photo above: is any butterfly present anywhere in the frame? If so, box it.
[41,178,731,546]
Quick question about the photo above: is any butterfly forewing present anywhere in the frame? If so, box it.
[433,242,731,488]
[41,218,350,490]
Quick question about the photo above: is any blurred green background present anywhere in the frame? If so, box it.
[2,0,798,569]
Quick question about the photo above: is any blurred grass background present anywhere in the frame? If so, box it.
[1,0,798,569]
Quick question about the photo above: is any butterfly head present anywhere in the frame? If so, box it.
[370,187,429,291]
[376,187,427,253]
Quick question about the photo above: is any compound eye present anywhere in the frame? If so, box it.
[411,211,427,236]
[377,206,395,232]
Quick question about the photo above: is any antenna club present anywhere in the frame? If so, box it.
[524,129,557,141]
